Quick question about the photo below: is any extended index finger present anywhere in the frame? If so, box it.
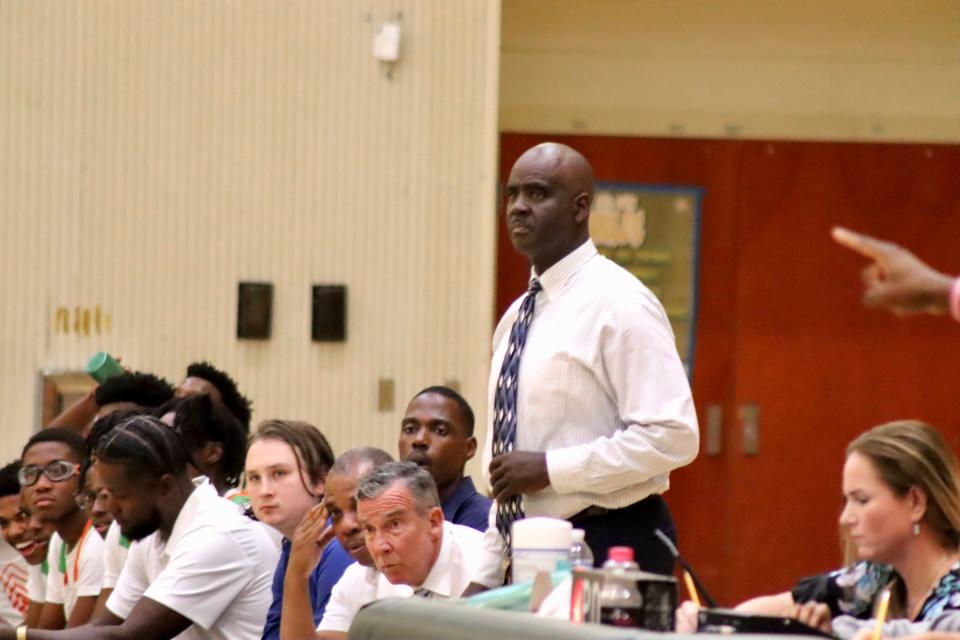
[831,226,897,262]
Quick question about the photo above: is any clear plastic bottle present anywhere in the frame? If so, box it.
[569,529,595,570]
[599,546,642,627]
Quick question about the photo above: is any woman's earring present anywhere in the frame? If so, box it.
[913,522,921,536]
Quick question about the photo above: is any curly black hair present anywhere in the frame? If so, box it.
[169,394,247,489]
[184,362,252,428]
[0,460,21,498]
[94,372,175,410]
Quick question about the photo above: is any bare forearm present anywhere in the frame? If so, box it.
[735,591,796,616]
[279,571,318,640]
[47,392,98,434]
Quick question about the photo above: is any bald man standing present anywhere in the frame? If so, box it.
[482,143,699,576]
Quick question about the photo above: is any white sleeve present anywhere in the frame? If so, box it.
[45,538,64,605]
[73,529,105,598]
[142,528,251,631]
[106,540,149,621]
[316,565,365,633]
[27,565,46,604]
[102,523,129,589]
[546,294,699,494]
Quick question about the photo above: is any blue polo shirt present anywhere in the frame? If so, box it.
[441,476,492,532]
[261,536,355,640]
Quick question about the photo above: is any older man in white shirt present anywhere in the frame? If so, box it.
[483,142,699,575]
[315,462,501,639]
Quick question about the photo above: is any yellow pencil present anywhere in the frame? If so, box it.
[872,589,891,640]
[684,570,702,608]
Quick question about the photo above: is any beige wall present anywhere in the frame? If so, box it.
[501,0,960,142]
[0,0,501,467]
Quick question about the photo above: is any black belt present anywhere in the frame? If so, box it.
[569,505,611,520]
[569,494,661,522]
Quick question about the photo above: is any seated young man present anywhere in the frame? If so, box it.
[283,447,393,640]
[0,465,52,629]
[155,395,247,499]
[0,415,279,640]
[80,409,144,617]
[315,462,503,639]
[244,420,354,640]
[398,386,491,531]
[20,429,104,630]
[0,462,30,628]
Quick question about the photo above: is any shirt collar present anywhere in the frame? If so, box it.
[531,239,599,300]
[162,476,211,555]
[441,477,476,520]
[416,522,455,597]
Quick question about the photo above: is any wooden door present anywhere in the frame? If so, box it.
[497,133,960,604]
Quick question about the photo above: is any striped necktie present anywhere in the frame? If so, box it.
[492,278,542,549]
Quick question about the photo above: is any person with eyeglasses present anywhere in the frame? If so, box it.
[19,429,104,630]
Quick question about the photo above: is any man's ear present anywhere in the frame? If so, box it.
[428,506,443,537]
[464,436,477,462]
[573,192,592,224]
[157,473,177,498]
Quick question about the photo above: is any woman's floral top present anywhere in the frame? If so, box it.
[791,561,960,621]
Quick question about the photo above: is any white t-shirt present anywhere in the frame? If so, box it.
[102,521,129,590]
[27,562,47,604]
[318,521,491,633]
[0,538,28,626]
[45,525,105,620]
[106,479,278,640]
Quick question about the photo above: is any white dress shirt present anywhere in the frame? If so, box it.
[482,239,699,521]
[106,478,278,640]
[317,521,495,633]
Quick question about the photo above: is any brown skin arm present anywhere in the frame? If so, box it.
[489,451,549,500]
[46,389,98,435]
[832,226,954,315]
[64,596,97,628]
[25,600,43,628]
[92,588,113,621]
[1,597,191,640]
[280,505,334,640]
[36,603,66,630]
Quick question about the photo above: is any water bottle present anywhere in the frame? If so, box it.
[569,529,594,569]
[599,546,642,627]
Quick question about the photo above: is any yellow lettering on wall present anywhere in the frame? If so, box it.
[55,308,69,334]
[52,305,112,336]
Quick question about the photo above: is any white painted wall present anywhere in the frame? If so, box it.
[0,0,501,467]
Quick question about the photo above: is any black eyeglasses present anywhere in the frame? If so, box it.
[18,460,81,487]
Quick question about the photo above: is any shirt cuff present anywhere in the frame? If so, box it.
[544,446,585,495]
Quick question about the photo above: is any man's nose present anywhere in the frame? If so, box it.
[507,193,530,217]
[342,512,360,534]
[413,428,430,446]
[257,478,275,496]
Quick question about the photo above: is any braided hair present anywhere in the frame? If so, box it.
[95,415,190,481]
